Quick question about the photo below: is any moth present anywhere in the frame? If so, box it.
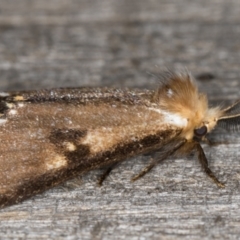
[0,71,239,208]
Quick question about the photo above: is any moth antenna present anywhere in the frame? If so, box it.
[217,100,240,131]
[146,71,159,80]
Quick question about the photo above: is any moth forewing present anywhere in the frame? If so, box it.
[0,87,182,208]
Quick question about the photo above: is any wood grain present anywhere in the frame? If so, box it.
[0,0,240,239]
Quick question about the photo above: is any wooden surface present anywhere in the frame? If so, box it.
[1,0,240,239]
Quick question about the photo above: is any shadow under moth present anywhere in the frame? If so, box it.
[0,71,239,208]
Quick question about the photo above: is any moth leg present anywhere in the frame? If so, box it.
[132,139,186,181]
[195,143,225,188]
[131,157,156,181]
[98,163,118,186]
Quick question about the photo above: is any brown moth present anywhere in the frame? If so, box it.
[0,71,239,208]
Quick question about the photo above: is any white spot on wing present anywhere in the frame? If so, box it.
[162,111,187,127]
[18,103,25,108]
[81,128,117,153]
[46,154,67,170]
[6,103,14,109]
[0,119,7,125]
[0,92,9,97]
[64,142,76,152]
[148,107,187,128]
[9,109,17,115]
[14,95,25,101]
[81,131,106,153]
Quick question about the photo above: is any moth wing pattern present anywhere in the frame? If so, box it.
[0,88,182,208]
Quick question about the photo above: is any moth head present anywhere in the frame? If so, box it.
[153,70,227,141]
[192,107,222,140]
[193,100,240,140]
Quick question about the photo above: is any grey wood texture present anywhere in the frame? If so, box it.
[0,0,240,239]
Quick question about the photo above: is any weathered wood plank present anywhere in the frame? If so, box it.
[0,0,240,239]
